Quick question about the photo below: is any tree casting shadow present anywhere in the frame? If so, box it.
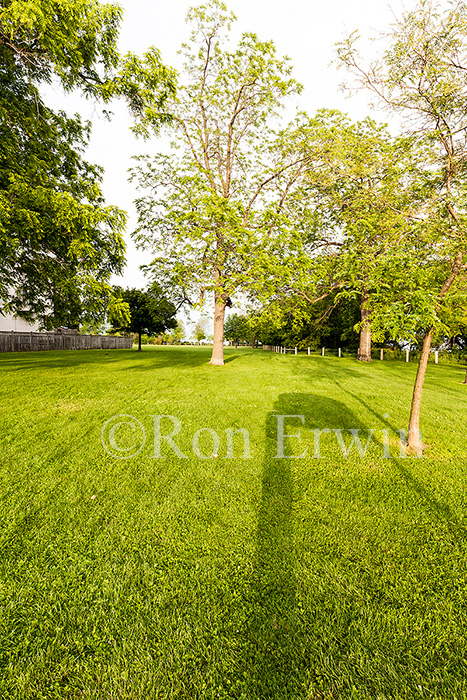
[241,392,362,698]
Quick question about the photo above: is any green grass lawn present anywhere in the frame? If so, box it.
[1,346,467,699]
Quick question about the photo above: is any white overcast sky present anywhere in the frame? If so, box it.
[44,0,412,329]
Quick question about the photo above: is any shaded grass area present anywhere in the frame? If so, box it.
[1,346,467,698]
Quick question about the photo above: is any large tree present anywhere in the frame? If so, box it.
[305,113,422,362]
[0,49,128,328]
[263,110,426,361]
[0,0,175,327]
[131,0,305,366]
[337,0,467,451]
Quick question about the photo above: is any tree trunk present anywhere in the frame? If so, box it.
[407,329,432,452]
[406,251,464,450]
[357,294,372,362]
[138,331,142,352]
[209,298,226,366]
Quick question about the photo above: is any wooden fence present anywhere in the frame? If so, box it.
[0,331,132,353]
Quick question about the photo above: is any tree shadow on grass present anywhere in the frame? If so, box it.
[223,354,240,364]
[111,347,244,371]
[240,392,362,699]
[290,356,366,384]
[324,376,467,538]
[0,347,243,372]
[235,391,467,699]
[0,349,136,372]
[329,376,401,434]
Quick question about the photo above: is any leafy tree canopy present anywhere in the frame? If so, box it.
[336,0,467,449]
[130,0,305,365]
[0,47,128,327]
[0,0,176,327]
[0,0,176,115]
[110,284,177,350]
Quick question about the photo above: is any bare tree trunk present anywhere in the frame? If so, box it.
[138,332,142,352]
[357,294,372,362]
[209,298,226,366]
[407,329,432,452]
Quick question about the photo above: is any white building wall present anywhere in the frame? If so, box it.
[0,314,40,332]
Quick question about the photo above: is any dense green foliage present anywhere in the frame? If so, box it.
[1,346,467,698]
[0,0,175,110]
[131,0,306,364]
[0,0,175,327]
[256,293,363,350]
[337,0,467,342]
[0,45,127,327]
[110,285,177,350]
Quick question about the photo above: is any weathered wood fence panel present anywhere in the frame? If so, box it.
[0,331,132,353]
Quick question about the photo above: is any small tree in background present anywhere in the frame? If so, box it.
[224,314,248,346]
[110,284,176,351]
[194,318,209,345]
[224,312,260,346]
[169,320,185,344]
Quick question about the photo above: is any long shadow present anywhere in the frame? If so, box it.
[126,347,245,370]
[330,376,401,434]
[239,391,467,698]
[0,349,135,372]
[322,376,467,540]
[0,347,244,372]
[242,392,362,699]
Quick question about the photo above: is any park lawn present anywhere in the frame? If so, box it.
[0,346,467,699]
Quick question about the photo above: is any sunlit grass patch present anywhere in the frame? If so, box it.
[0,346,466,699]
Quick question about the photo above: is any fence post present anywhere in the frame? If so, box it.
[406,349,409,362]
[380,348,384,361]
[435,350,439,364]
[307,347,310,356]
[321,347,325,357]
[338,348,341,358]
[295,347,297,355]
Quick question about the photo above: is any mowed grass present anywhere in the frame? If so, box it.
[1,346,467,699]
